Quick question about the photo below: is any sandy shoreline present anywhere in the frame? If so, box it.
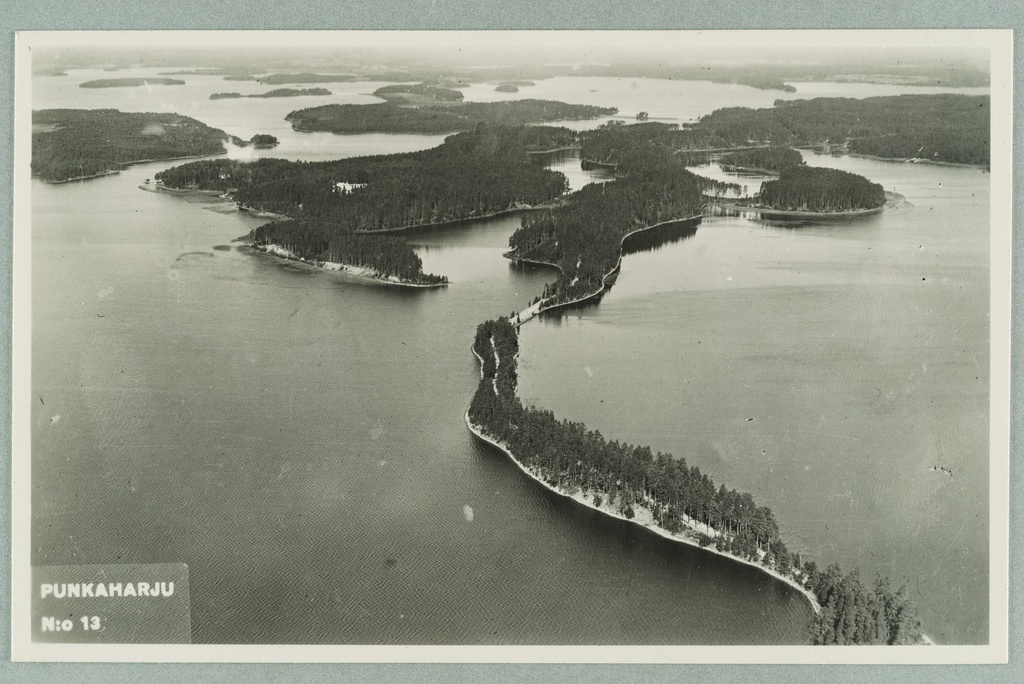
[846,152,987,170]
[465,413,823,615]
[708,200,886,220]
[494,204,946,644]
[253,243,447,288]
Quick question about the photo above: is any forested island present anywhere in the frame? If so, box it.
[579,95,990,168]
[697,95,989,166]
[255,72,356,85]
[79,77,185,88]
[156,124,572,225]
[254,88,332,98]
[495,81,534,93]
[228,133,280,149]
[753,166,886,213]
[212,88,332,99]
[373,83,465,103]
[156,125,575,282]
[32,109,230,182]
[285,99,617,135]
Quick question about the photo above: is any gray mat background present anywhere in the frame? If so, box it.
[1,2,1019,681]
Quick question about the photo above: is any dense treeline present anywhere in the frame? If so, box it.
[249,134,279,149]
[580,121,707,164]
[580,95,989,167]
[156,125,571,228]
[469,318,924,645]
[252,88,332,98]
[373,83,465,102]
[156,125,576,282]
[250,219,447,285]
[696,95,989,166]
[580,122,882,212]
[806,565,924,645]
[79,77,185,88]
[32,109,229,182]
[719,146,804,173]
[757,166,885,212]
[256,73,355,85]
[507,147,704,305]
[212,89,331,100]
[471,319,787,561]
[286,99,617,135]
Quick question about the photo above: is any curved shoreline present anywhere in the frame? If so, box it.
[491,201,940,644]
[708,200,885,220]
[465,413,822,615]
[505,214,702,324]
[253,243,447,288]
[41,151,229,184]
[353,202,564,235]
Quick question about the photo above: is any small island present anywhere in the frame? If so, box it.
[32,109,231,183]
[251,87,332,98]
[229,134,280,149]
[79,77,185,89]
[494,80,534,93]
[211,88,331,100]
[710,165,887,219]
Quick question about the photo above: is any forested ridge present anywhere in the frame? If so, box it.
[580,95,989,167]
[251,220,447,285]
[373,83,465,102]
[79,77,185,89]
[697,95,989,166]
[255,73,356,85]
[579,122,885,216]
[755,166,886,212]
[156,125,572,227]
[506,146,706,307]
[156,125,575,283]
[32,109,230,182]
[285,99,617,135]
[468,318,924,645]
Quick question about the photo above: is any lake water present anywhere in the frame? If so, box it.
[519,152,990,644]
[29,69,990,644]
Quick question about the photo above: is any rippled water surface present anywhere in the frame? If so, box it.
[520,153,990,644]
[30,69,990,644]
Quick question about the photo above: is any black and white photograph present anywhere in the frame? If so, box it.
[9,29,1012,662]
